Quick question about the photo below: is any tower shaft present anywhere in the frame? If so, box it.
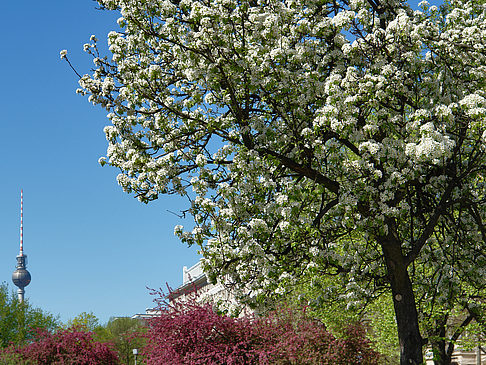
[20,189,23,254]
[12,189,30,302]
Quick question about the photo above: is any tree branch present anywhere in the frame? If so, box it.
[258,147,340,194]
[446,314,474,360]
[405,180,456,266]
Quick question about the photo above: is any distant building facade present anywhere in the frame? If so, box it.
[131,260,238,321]
[425,348,486,365]
[168,260,236,308]
[131,308,162,321]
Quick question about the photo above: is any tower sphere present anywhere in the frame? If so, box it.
[12,268,31,288]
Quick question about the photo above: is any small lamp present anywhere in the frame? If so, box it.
[133,348,138,365]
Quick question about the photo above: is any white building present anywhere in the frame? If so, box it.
[131,260,237,321]
[131,308,162,321]
[168,260,235,307]
[425,347,486,365]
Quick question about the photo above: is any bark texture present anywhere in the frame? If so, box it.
[380,234,424,365]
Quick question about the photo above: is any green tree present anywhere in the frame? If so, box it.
[64,313,147,363]
[283,230,486,365]
[282,270,399,363]
[96,317,146,365]
[65,311,103,332]
[70,0,486,363]
[0,282,59,347]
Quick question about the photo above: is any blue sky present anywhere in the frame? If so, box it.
[0,0,442,324]
[0,1,199,324]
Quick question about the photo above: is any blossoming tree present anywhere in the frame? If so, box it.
[72,0,486,363]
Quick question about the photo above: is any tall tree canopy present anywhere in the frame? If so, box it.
[0,283,59,347]
[72,0,486,363]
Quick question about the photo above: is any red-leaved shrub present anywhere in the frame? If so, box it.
[4,327,119,364]
[142,290,380,364]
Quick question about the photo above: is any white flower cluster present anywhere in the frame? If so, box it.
[405,122,456,164]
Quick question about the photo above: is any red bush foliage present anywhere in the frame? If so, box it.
[5,327,119,365]
[143,290,380,365]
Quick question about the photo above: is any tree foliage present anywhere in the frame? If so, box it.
[95,317,146,365]
[0,283,59,348]
[64,312,103,333]
[70,0,486,363]
[64,312,146,364]
[282,273,400,362]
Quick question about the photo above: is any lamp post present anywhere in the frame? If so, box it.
[133,348,138,365]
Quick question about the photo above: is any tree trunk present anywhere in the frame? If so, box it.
[430,317,452,365]
[432,343,452,365]
[380,235,424,365]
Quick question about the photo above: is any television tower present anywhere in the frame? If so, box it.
[12,190,31,302]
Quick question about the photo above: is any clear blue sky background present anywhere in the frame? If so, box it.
[0,1,200,324]
[0,0,441,324]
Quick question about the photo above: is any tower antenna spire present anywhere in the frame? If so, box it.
[12,189,31,302]
[20,189,23,254]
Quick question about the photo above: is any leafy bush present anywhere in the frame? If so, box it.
[2,327,119,365]
[0,351,24,365]
[143,290,380,364]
